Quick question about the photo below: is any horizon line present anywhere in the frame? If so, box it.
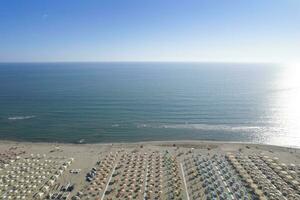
[0,60,280,65]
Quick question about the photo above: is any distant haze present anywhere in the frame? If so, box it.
[0,0,299,63]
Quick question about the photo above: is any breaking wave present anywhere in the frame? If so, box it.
[8,115,36,120]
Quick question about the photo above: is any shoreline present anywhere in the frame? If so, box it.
[1,139,299,150]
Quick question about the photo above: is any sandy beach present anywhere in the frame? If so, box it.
[1,140,299,199]
[0,141,300,199]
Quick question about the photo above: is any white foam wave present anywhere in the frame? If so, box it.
[8,115,36,120]
[137,123,264,132]
[136,123,148,128]
[160,124,262,131]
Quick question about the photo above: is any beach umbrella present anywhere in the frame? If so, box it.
[291,180,299,186]
[280,163,287,168]
[290,170,297,177]
[280,171,288,176]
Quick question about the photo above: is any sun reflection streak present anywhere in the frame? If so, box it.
[270,64,300,147]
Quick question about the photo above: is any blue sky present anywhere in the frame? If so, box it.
[0,0,299,63]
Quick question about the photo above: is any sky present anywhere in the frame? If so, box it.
[0,0,299,63]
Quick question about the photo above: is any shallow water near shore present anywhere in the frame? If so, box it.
[0,62,299,147]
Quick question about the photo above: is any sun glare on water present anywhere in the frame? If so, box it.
[270,63,300,147]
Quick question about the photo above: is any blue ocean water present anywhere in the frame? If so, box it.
[0,62,299,147]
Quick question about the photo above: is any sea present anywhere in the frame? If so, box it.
[0,62,299,147]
